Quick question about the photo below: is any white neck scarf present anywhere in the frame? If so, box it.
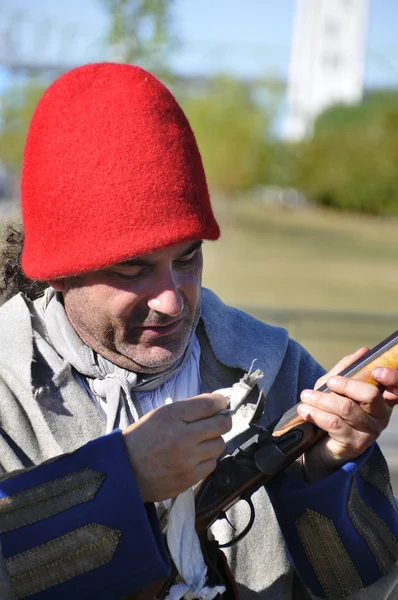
[40,288,201,432]
[77,337,202,432]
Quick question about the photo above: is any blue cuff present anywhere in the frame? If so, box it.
[0,431,170,599]
[266,444,398,597]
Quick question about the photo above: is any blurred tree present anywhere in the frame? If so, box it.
[293,92,398,215]
[102,0,177,78]
[102,1,280,195]
[314,92,398,134]
[180,76,279,195]
[0,80,46,170]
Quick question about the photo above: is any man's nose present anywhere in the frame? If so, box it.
[147,275,184,317]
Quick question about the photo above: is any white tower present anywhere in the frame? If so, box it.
[283,0,369,140]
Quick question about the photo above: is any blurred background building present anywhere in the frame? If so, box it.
[283,0,369,140]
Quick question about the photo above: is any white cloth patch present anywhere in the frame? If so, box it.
[166,490,225,600]
[165,365,263,600]
[77,335,202,430]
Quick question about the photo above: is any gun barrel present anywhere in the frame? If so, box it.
[273,330,398,437]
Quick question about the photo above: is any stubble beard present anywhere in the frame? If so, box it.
[65,289,201,374]
[90,304,201,373]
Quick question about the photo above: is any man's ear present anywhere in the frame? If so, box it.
[48,279,65,292]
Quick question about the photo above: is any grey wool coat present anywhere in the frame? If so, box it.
[0,288,397,599]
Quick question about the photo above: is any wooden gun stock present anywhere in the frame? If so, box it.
[124,330,398,600]
[273,329,398,437]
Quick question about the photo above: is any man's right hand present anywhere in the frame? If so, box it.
[122,394,232,503]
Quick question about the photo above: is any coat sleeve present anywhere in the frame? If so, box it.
[265,341,398,599]
[0,431,170,599]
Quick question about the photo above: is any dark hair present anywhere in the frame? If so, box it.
[0,223,48,305]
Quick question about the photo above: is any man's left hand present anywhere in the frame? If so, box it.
[298,347,398,483]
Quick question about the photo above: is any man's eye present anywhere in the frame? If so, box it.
[175,250,199,266]
[113,269,143,280]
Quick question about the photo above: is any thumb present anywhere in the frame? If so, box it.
[167,393,229,423]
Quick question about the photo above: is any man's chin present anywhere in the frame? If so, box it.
[117,345,184,373]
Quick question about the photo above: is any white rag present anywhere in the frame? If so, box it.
[165,365,264,600]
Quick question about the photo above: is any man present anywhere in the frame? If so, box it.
[0,62,397,600]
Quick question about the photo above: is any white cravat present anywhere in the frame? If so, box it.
[165,365,264,600]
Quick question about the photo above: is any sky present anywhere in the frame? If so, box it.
[1,0,398,90]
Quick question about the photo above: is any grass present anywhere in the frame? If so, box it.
[202,199,398,368]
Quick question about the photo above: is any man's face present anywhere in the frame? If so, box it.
[53,241,203,373]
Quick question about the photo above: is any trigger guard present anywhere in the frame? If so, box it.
[218,496,255,548]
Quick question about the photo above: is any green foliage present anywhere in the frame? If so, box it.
[314,92,398,133]
[293,92,398,215]
[0,0,176,172]
[102,0,177,76]
[179,76,278,194]
[102,0,278,195]
[0,80,46,170]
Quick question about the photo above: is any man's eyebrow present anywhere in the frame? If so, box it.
[117,240,203,267]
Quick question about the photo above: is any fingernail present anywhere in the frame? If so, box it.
[328,376,338,388]
[301,389,312,399]
[373,367,385,379]
[298,404,310,417]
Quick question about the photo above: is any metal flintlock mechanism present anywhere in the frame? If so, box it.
[127,330,398,600]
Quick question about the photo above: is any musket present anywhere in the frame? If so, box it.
[126,330,398,600]
[194,329,398,535]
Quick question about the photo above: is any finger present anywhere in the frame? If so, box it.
[372,366,398,406]
[298,402,351,436]
[300,387,382,435]
[383,391,398,407]
[297,403,375,457]
[315,347,370,389]
[195,458,218,482]
[189,412,232,442]
[172,393,229,423]
[373,367,398,395]
[197,436,226,461]
[326,376,391,421]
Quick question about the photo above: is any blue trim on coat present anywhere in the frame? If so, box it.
[266,444,398,597]
[0,431,170,599]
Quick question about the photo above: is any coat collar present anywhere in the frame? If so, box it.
[200,288,289,393]
[0,293,38,390]
[0,289,290,401]
[0,293,70,393]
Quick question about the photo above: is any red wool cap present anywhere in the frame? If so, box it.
[21,62,220,280]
